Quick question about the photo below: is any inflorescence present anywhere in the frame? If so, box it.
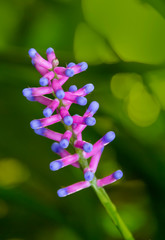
[22,47,123,197]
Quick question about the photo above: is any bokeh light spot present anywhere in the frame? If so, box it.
[110,73,142,99]
[0,158,30,187]
[127,82,160,127]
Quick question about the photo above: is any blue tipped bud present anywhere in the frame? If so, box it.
[102,131,115,144]
[22,88,32,97]
[28,48,37,58]
[34,128,46,136]
[56,89,65,99]
[39,77,48,86]
[26,96,35,101]
[113,170,123,180]
[76,96,87,106]
[88,101,99,114]
[50,160,62,171]
[78,62,88,71]
[51,142,62,154]
[67,62,75,68]
[63,116,73,126]
[83,143,93,153]
[57,188,68,197]
[84,171,94,181]
[84,84,94,94]
[43,108,53,118]
[60,139,69,149]
[85,117,96,126]
[46,47,54,54]
[65,69,74,77]
[30,120,41,129]
[69,85,77,92]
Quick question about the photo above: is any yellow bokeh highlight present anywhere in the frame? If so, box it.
[110,73,142,99]
[127,82,160,127]
[0,158,30,187]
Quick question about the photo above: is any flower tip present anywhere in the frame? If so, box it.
[56,89,65,99]
[28,48,37,58]
[78,62,88,71]
[84,171,94,181]
[85,117,96,126]
[69,85,77,92]
[34,128,46,136]
[57,188,68,197]
[113,170,123,180]
[39,77,48,86]
[50,160,62,171]
[46,47,54,54]
[84,83,94,94]
[60,139,69,149]
[51,142,62,153]
[67,62,75,68]
[83,143,93,153]
[26,96,35,101]
[63,116,73,126]
[65,69,74,77]
[103,131,115,143]
[30,120,41,129]
[22,88,32,97]
[43,108,53,118]
[76,96,87,106]
[88,101,99,114]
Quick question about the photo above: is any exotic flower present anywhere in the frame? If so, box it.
[22,47,123,197]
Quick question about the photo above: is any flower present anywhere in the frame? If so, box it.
[22,48,123,197]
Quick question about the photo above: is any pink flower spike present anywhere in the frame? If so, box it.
[58,76,69,86]
[26,95,53,106]
[84,131,115,159]
[63,92,87,106]
[29,49,52,69]
[57,181,90,197]
[89,149,103,173]
[50,153,79,171]
[46,47,56,63]
[22,86,53,98]
[34,128,62,141]
[32,60,49,76]
[74,84,94,97]
[51,142,80,168]
[30,114,61,129]
[83,101,99,118]
[60,130,72,149]
[72,115,96,126]
[97,170,123,187]
[59,106,73,126]
[43,99,60,117]
[74,140,93,153]
[52,79,65,99]
[39,71,55,86]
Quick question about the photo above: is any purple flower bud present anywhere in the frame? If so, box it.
[57,188,68,197]
[67,62,76,67]
[56,89,65,99]
[65,69,74,77]
[78,62,88,71]
[39,77,49,86]
[28,48,37,58]
[113,170,123,180]
[30,120,41,129]
[84,171,94,181]
[76,96,87,106]
[46,47,54,54]
[43,108,53,118]
[22,88,32,97]
[69,85,77,92]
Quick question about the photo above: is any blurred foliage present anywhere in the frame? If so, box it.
[0,0,165,239]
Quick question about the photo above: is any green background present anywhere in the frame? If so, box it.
[0,0,165,239]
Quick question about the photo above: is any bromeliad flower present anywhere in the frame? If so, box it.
[22,48,134,240]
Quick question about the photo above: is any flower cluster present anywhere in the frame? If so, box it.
[22,48,123,197]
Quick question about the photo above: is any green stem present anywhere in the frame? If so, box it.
[53,83,135,240]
